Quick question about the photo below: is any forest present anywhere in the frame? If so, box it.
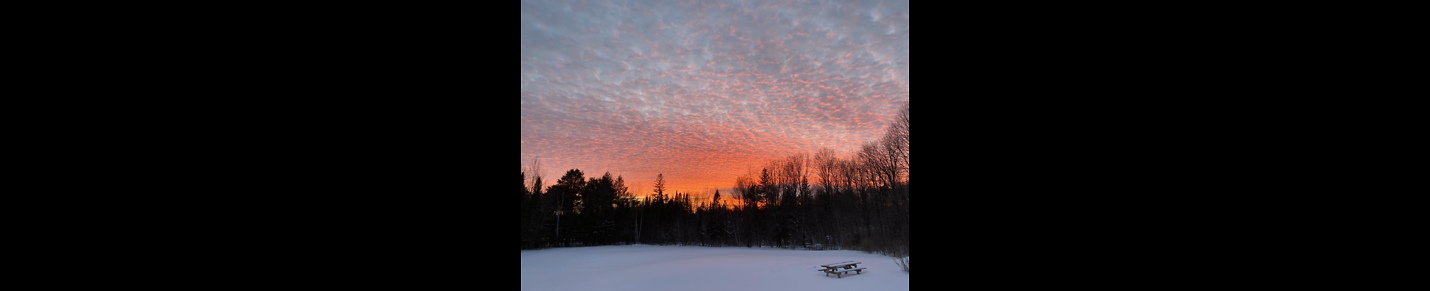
[521,103,908,257]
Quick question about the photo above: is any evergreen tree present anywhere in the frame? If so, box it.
[549,169,586,246]
[652,173,666,201]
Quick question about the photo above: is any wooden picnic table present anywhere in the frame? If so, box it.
[820,261,865,278]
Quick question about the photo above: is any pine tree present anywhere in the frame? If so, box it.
[652,173,666,201]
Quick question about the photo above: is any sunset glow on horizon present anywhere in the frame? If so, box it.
[521,0,909,198]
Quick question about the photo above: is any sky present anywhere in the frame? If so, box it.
[521,244,908,290]
[521,0,909,198]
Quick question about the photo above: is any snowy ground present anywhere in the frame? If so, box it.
[521,244,909,291]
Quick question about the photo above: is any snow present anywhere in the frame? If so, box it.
[521,244,909,291]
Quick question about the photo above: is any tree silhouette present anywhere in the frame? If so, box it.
[652,173,666,201]
[518,101,908,255]
[582,172,618,245]
[549,169,586,246]
[521,170,529,248]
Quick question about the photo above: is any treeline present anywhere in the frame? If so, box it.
[521,102,908,257]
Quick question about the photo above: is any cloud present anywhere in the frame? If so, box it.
[522,0,908,195]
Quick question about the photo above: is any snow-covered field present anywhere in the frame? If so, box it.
[521,244,909,291]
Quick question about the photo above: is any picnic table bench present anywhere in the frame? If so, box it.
[819,261,865,278]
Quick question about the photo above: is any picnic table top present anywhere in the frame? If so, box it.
[821,261,861,268]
